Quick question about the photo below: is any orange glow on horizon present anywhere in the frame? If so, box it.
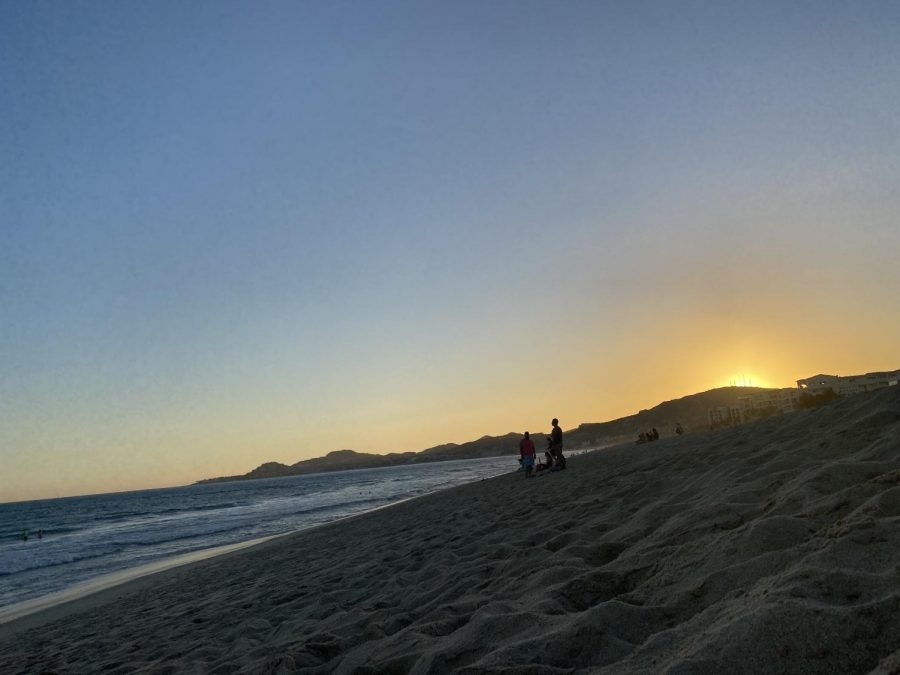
[720,373,770,389]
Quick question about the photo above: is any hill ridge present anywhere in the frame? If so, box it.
[196,386,772,484]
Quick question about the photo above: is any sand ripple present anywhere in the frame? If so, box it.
[1,387,898,673]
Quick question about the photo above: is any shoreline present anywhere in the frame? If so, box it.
[0,532,293,640]
[0,533,287,629]
[1,388,897,672]
[0,463,517,639]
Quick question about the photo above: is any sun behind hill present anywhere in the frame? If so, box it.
[722,374,770,388]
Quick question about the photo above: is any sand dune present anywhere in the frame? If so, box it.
[1,386,898,673]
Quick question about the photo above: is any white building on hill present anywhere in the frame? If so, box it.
[708,405,742,428]
[738,388,801,418]
[708,368,899,428]
[796,370,900,396]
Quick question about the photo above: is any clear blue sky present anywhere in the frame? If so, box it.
[2,1,899,501]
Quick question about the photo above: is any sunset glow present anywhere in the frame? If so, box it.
[721,375,771,389]
[2,2,898,503]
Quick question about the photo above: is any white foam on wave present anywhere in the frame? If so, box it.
[0,456,518,610]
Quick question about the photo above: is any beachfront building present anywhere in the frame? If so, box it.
[737,388,802,420]
[796,370,900,397]
[708,405,742,429]
[711,369,900,429]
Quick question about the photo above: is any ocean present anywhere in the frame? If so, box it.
[0,455,516,609]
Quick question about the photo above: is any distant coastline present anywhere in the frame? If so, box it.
[11,386,899,672]
[197,386,771,484]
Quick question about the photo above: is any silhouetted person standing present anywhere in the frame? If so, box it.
[550,418,565,469]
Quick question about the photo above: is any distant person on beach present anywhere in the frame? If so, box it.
[675,423,684,436]
[550,419,565,469]
[519,431,536,478]
[651,428,659,441]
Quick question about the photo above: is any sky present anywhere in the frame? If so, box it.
[2,1,899,502]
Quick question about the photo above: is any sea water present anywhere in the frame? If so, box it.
[0,456,515,609]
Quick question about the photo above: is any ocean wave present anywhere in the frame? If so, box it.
[0,497,393,576]
[0,524,82,540]
[0,542,124,576]
[0,455,514,606]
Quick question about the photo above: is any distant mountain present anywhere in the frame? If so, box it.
[240,450,417,481]
[196,386,771,483]
[413,432,548,462]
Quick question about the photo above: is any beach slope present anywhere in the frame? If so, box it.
[1,387,899,673]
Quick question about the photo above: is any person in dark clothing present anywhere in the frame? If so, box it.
[651,428,659,441]
[550,418,565,469]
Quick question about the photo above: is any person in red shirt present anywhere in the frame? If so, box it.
[519,431,536,478]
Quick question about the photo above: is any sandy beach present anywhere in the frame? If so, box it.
[1,386,898,674]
